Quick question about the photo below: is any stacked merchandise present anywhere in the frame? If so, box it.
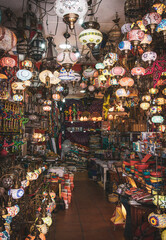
[64,143,89,171]
[89,133,101,152]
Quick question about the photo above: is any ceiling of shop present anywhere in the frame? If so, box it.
[0,0,125,61]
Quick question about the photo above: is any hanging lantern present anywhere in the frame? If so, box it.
[16,69,32,81]
[109,78,119,86]
[103,53,118,69]
[0,27,17,52]
[127,23,145,51]
[149,88,159,95]
[118,41,132,56]
[29,33,46,61]
[83,67,96,78]
[150,106,162,114]
[58,67,75,81]
[56,85,64,92]
[140,102,150,110]
[142,51,157,65]
[142,95,151,102]
[13,94,23,101]
[156,19,166,42]
[162,88,166,95]
[43,105,51,112]
[79,28,103,49]
[156,97,165,105]
[39,70,60,87]
[143,12,162,34]
[98,75,107,86]
[95,63,105,71]
[57,50,78,71]
[22,60,33,69]
[11,82,26,91]
[102,69,112,78]
[52,93,61,101]
[140,34,152,50]
[44,100,52,105]
[151,115,164,124]
[148,212,166,228]
[119,77,134,87]
[131,66,145,80]
[54,0,88,30]
[1,57,16,68]
[116,88,127,97]
[121,23,132,34]
[153,1,165,15]
[111,66,126,78]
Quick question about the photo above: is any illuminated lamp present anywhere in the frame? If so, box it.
[116,88,127,97]
[21,59,32,69]
[43,106,51,112]
[153,1,165,14]
[52,93,61,101]
[16,69,32,81]
[151,115,164,124]
[103,53,118,69]
[80,82,87,89]
[111,66,126,78]
[54,0,88,30]
[11,82,26,91]
[142,95,151,102]
[95,63,105,71]
[140,34,152,50]
[108,114,114,120]
[127,23,145,51]
[102,69,112,79]
[79,28,103,49]
[156,97,165,105]
[1,57,16,68]
[143,12,162,34]
[83,67,96,78]
[158,125,166,132]
[56,85,64,92]
[58,68,75,81]
[98,74,107,82]
[9,188,24,200]
[162,88,166,95]
[109,78,118,86]
[118,40,132,56]
[57,49,78,71]
[39,70,60,87]
[142,51,157,65]
[29,32,46,61]
[13,94,23,101]
[0,74,8,80]
[88,85,95,92]
[140,102,150,110]
[24,80,31,87]
[44,100,52,105]
[0,26,17,52]
[121,23,132,34]
[156,19,166,42]
[119,77,134,87]
[131,66,145,80]
[150,106,162,114]
[149,88,159,95]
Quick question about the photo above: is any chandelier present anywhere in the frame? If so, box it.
[54,0,88,30]
[57,49,78,72]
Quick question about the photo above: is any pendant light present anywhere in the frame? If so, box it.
[127,22,145,51]
[143,7,162,34]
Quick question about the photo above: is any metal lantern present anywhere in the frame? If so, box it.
[127,23,145,51]
[57,50,78,71]
[111,66,126,78]
[79,28,103,49]
[54,0,88,30]
[119,77,134,87]
[162,88,166,95]
[103,53,118,69]
[140,102,150,110]
[140,34,152,50]
[151,115,164,124]
[142,51,157,65]
[1,57,16,68]
[0,27,17,52]
[29,33,46,61]
[143,12,162,34]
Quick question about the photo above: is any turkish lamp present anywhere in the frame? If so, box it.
[103,53,118,69]
[162,88,166,95]
[149,88,159,95]
[153,0,166,15]
[0,57,16,72]
[116,88,127,98]
[127,22,145,51]
[57,49,78,72]
[156,19,166,43]
[140,34,152,50]
[142,50,157,65]
[131,61,145,80]
[118,40,132,57]
[79,28,103,49]
[119,77,134,87]
[21,59,33,69]
[143,10,162,34]
[156,96,165,105]
[151,115,164,124]
[54,0,88,30]
[95,63,105,74]
[142,95,151,102]
[111,66,126,78]
[121,23,132,35]
[140,102,150,110]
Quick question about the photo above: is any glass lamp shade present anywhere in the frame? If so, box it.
[24,80,31,87]
[111,66,126,77]
[44,100,52,105]
[54,0,88,29]
[56,85,64,92]
[156,97,165,105]
[12,82,26,90]
[21,60,32,68]
[140,34,152,49]
[8,188,24,200]
[98,74,107,82]
[103,53,118,68]
[95,63,105,70]
[80,82,87,89]
[158,125,166,132]
[7,204,20,218]
[142,95,151,102]
[131,67,145,76]
[151,115,164,124]
[108,114,114,120]
[109,78,119,86]
[149,88,159,94]
[0,27,17,51]
[0,74,8,80]
[118,41,132,53]
[102,69,112,77]
[140,102,150,110]
[0,89,9,100]
[42,216,52,227]
[88,85,95,92]
[57,50,78,70]
[156,19,166,33]
[16,69,32,81]
[52,93,61,100]
[143,12,162,33]
[58,67,75,81]
[142,51,157,64]
[150,106,162,114]
[116,88,127,97]
[39,70,60,86]
[162,88,166,95]
[43,106,51,112]
[119,77,134,87]
[13,94,23,101]
[153,3,166,15]
[83,67,96,78]
[127,29,145,46]
[79,28,103,49]
[148,212,166,228]
[1,57,16,68]
[121,23,132,34]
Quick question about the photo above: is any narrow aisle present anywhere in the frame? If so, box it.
[48,172,125,240]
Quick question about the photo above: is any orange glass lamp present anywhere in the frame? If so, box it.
[1,57,16,68]
[119,77,134,87]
